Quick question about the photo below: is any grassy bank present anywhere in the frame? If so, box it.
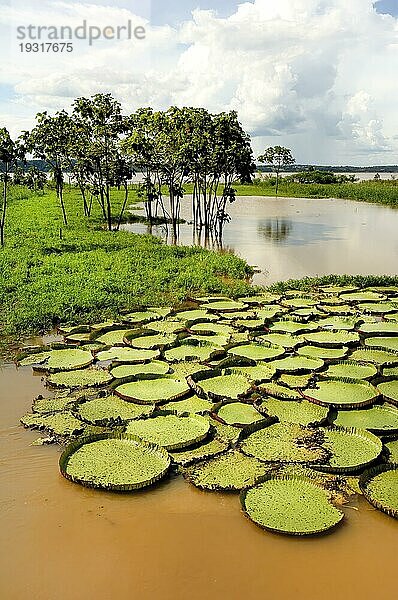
[231,179,398,206]
[0,187,252,337]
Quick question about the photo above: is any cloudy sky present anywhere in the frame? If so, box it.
[0,0,397,165]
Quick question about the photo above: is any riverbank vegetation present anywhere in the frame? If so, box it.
[0,188,252,338]
[232,177,398,206]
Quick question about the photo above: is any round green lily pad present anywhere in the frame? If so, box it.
[258,382,302,399]
[47,368,113,388]
[193,373,252,401]
[171,439,228,466]
[228,343,285,362]
[33,349,94,373]
[184,450,267,491]
[260,333,302,349]
[278,373,312,389]
[303,331,359,347]
[359,322,398,335]
[229,364,276,383]
[96,329,132,346]
[257,398,329,426]
[17,351,51,367]
[164,344,218,363]
[60,434,171,490]
[268,355,324,373]
[122,311,161,325]
[297,345,348,360]
[162,395,213,414]
[76,396,154,424]
[110,361,169,379]
[359,464,398,518]
[126,333,177,350]
[322,361,377,381]
[358,302,398,314]
[143,320,184,334]
[189,322,234,336]
[316,316,357,330]
[96,347,160,363]
[377,380,398,405]
[350,348,398,366]
[304,378,379,408]
[241,476,344,535]
[21,411,85,436]
[364,337,398,352]
[125,414,210,450]
[318,427,382,473]
[174,309,217,323]
[114,378,190,405]
[333,404,398,434]
[268,320,317,334]
[216,403,263,426]
[32,394,76,414]
[386,440,398,462]
[205,300,247,312]
[240,422,328,465]
[340,291,385,302]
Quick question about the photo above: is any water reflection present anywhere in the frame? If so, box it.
[258,219,293,243]
[122,196,398,285]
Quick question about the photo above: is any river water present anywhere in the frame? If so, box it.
[122,196,398,286]
[1,363,397,600]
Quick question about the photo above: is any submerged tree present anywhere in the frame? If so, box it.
[0,127,25,246]
[258,146,295,196]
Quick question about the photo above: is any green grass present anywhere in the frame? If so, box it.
[0,186,252,338]
[182,179,398,206]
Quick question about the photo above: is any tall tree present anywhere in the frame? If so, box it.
[0,128,25,246]
[258,146,295,196]
[72,93,130,230]
[24,111,74,225]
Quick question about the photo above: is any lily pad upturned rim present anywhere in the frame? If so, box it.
[313,425,383,474]
[240,474,344,536]
[359,463,398,519]
[302,377,380,409]
[59,433,171,491]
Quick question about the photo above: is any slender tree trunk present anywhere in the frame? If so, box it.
[0,173,7,247]
[58,183,68,226]
[116,182,129,231]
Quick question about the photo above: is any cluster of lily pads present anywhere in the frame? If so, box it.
[18,284,398,535]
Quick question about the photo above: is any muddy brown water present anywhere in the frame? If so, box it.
[1,363,397,600]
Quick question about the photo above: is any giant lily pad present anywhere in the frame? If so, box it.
[317,426,382,473]
[60,433,170,490]
[359,464,398,518]
[164,343,218,363]
[240,422,328,465]
[268,355,324,373]
[297,345,349,360]
[47,368,113,388]
[333,404,398,434]
[95,329,132,346]
[76,396,154,424]
[228,343,285,362]
[359,322,398,335]
[125,414,210,450]
[303,331,359,347]
[125,333,177,350]
[21,411,85,436]
[96,347,160,363]
[258,382,302,399]
[110,361,169,379]
[322,361,377,381]
[205,300,247,312]
[114,378,190,405]
[191,372,252,401]
[241,476,344,535]
[162,395,213,414]
[257,398,329,426]
[33,349,94,373]
[364,337,398,352]
[350,348,398,366]
[304,378,379,409]
[184,450,267,491]
[171,439,228,466]
[260,333,302,349]
[216,403,264,426]
[377,380,398,405]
